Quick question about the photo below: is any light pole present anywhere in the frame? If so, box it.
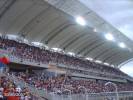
[78,86,88,100]
[105,82,119,100]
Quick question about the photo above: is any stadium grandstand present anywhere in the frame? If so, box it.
[0,0,133,100]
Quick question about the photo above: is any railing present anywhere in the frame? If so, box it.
[48,91,133,100]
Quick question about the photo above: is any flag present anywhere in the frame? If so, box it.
[0,56,10,64]
[0,49,10,64]
[1,56,10,64]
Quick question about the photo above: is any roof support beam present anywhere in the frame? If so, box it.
[45,23,75,44]
[110,53,131,65]
[18,5,50,37]
[0,0,16,20]
[77,37,100,54]
[61,30,87,50]
[103,52,120,62]
[118,58,133,69]
[93,46,113,59]
[97,47,120,60]
[83,40,105,56]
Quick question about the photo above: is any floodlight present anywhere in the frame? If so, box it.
[119,42,126,48]
[104,62,110,66]
[95,60,102,63]
[105,33,114,41]
[85,57,93,61]
[32,42,43,46]
[76,16,86,26]
[68,52,75,56]
[52,48,62,52]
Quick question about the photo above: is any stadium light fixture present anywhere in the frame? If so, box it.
[32,42,43,46]
[76,16,86,26]
[95,60,102,64]
[85,57,93,61]
[52,47,62,52]
[111,64,115,67]
[118,42,126,48]
[105,33,114,41]
[67,52,75,56]
[44,45,49,49]
[23,39,28,43]
[104,62,110,66]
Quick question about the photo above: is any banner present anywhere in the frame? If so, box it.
[0,48,13,56]
[0,49,10,64]
[0,49,9,57]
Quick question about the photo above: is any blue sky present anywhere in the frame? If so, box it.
[120,61,133,77]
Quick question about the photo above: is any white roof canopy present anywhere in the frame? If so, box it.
[0,0,133,67]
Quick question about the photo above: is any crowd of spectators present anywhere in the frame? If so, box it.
[60,67,125,80]
[10,71,133,95]
[0,75,32,100]
[0,36,129,80]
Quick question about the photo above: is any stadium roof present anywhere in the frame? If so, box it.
[79,0,133,41]
[0,0,133,67]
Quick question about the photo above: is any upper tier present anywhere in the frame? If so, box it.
[0,36,132,81]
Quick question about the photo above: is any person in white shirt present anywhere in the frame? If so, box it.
[16,86,22,93]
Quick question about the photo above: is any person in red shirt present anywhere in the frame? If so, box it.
[7,96,19,100]
[0,56,10,65]
[5,87,20,100]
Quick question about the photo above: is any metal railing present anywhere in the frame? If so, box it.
[48,91,133,100]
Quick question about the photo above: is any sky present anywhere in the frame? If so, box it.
[120,60,133,77]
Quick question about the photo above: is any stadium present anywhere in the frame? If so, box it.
[0,0,133,100]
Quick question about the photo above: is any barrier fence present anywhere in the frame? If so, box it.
[48,91,133,100]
